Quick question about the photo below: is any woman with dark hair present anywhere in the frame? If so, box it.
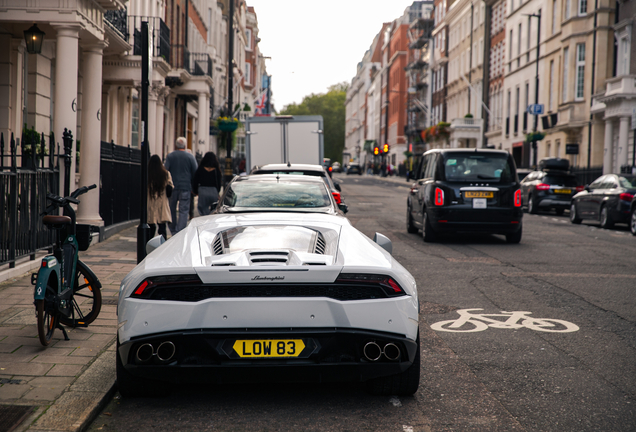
[192,151,222,216]
[148,154,173,238]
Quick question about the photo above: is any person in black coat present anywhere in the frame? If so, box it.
[192,152,222,216]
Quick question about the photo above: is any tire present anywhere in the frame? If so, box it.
[59,260,102,327]
[570,202,582,224]
[600,205,614,229]
[522,318,579,333]
[116,339,170,398]
[365,331,420,396]
[631,208,636,236]
[506,227,522,244]
[36,285,59,346]
[528,194,537,214]
[406,206,418,233]
[422,210,437,243]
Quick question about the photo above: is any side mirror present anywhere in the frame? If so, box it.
[334,182,342,192]
[146,234,166,254]
[373,232,392,255]
[338,203,349,214]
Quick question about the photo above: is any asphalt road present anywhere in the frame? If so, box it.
[88,174,636,432]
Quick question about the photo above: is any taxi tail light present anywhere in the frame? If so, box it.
[576,185,585,192]
[131,275,202,298]
[332,191,342,204]
[514,189,522,207]
[619,193,633,202]
[434,188,444,206]
[336,273,406,297]
[535,183,550,191]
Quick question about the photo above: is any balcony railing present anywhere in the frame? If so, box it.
[130,16,170,62]
[171,46,212,78]
[451,118,481,128]
[104,8,129,42]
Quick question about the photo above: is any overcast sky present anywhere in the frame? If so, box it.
[247,0,418,111]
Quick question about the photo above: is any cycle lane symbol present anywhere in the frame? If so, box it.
[430,308,579,333]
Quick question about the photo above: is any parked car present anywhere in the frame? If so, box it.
[322,158,333,177]
[570,173,636,229]
[406,149,523,243]
[520,159,580,215]
[630,195,636,236]
[251,163,345,207]
[116,176,420,397]
[347,163,363,175]
[332,161,342,173]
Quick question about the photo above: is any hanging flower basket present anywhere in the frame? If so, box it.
[217,117,239,132]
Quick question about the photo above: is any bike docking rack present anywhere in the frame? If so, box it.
[430,309,580,333]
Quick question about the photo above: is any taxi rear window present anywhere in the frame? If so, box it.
[443,153,515,183]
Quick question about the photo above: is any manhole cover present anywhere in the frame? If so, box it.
[0,405,35,432]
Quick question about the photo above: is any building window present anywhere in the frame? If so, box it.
[565,0,571,19]
[575,43,585,100]
[524,82,529,130]
[131,98,140,149]
[549,60,555,111]
[518,23,522,67]
[578,0,587,15]
[562,46,569,102]
[515,86,520,134]
[552,0,557,34]
[619,36,630,76]
[245,63,251,85]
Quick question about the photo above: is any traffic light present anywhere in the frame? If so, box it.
[373,147,379,155]
[383,144,389,153]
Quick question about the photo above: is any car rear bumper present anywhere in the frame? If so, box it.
[429,207,523,234]
[537,198,571,209]
[118,328,418,384]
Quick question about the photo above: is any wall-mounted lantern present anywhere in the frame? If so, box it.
[24,24,45,54]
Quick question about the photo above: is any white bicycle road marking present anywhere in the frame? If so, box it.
[430,308,579,333]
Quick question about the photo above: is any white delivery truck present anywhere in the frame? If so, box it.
[245,115,324,171]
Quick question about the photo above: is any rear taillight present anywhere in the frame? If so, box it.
[514,189,522,207]
[619,193,634,202]
[434,187,444,206]
[131,275,202,298]
[336,273,406,297]
[332,191,342,204]
[576,185,585,192]
[535,183,550,191]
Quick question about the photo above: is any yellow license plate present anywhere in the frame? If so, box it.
[233,339,306,358]
[464,191,494,199]
[554,189,571,194]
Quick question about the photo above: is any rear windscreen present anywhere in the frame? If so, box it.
[544,175,578,187]
[443,153,515,183]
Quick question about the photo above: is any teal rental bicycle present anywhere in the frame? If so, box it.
[31,185,102,346]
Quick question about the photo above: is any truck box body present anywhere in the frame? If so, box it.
[246,115,324,171]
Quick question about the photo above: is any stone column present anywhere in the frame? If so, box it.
[77,42,106,225]
[618,116,630,172]
[52,25,80,195]
[155,87,168,158]
[148,85,158,155]
[603,119,614,174]
[197,91,209,155]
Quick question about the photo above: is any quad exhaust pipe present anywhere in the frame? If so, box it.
[135,341,176,364]
[363,341,401,361]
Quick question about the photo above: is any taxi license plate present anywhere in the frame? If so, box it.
[233,339,305,358]
[554,188,571,194]
[464,191,493,199]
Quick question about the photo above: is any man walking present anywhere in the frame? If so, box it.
[164,137,198,234]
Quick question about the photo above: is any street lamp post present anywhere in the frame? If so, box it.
[527,10,541,168]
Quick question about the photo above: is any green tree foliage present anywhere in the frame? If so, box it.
[279,82,348,163]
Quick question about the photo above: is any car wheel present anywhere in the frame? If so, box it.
[600,205,614,229]
[406,206,418,234]
[116,339,171,398]
[528,194,537,214]
[555,208,564,216]
[506,226,522,244]
[570,202,582,224]
[422,210,437,243]
[631,208,636,236]
[365,331,420,396]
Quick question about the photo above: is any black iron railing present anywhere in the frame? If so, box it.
[0,132,59,268]
[104,8,129,42]
[99,141,141,227]
[130,16,171,62]
[571,166,603,187]
[171,45,212,77]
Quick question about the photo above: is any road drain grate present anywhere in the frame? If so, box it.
[0,405,35,432]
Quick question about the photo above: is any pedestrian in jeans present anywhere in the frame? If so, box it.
[192,152,222,216]
[165,137,198,234]
[147,155,173,238]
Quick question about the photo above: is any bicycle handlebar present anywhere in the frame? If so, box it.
[43,184,97,215]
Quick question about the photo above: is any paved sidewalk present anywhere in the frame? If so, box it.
[0,227,138,432]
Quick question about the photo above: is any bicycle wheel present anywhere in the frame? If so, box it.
[59,260,102,327]
[522,318,579,333]
[430,319,489,332]
[37,286,59,346]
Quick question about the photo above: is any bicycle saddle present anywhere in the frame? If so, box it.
[43,215,72,227]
